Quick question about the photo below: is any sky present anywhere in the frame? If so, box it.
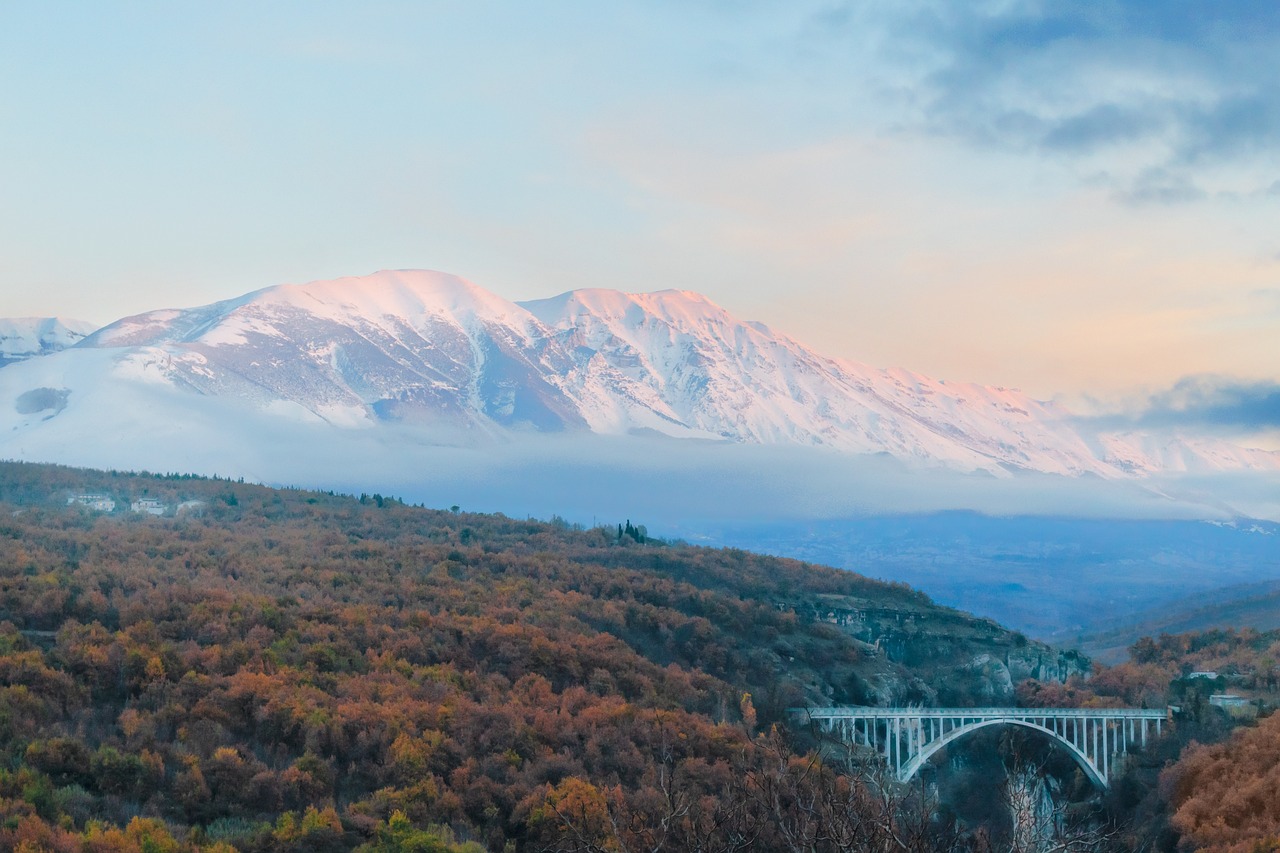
[1,1,1278,439]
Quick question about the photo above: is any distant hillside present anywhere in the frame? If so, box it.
[1077,579,1280,663]
[0,461,1082,851]
[710,512,1280,645]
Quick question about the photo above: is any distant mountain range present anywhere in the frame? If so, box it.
[2,269,1276,481]
[0,317,97,367]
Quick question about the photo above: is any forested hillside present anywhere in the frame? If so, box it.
[1013,625,1280,853]
[0,461,1077,852]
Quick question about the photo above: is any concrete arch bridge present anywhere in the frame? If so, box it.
[800,707,1169,789]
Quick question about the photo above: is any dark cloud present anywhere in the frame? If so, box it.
[1040,103,1169,153]
[1177,91,1280,163]
[1095,376,1280,431]
[823,0,1280,202]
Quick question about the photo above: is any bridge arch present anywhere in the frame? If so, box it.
[800,707,1165,790]
[898,717,1105,789]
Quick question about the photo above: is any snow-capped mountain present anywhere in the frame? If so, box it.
[76,272,584,432]
[1,269,1277,482]
[521,288,1104,474]
[0,317,98,366]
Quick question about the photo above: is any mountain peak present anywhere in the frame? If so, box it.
[261,269,533,331]
[84,269,538,350]
[519,286,731,332]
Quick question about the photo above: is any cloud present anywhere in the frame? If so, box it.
[310,433,1248,526]
[1039,103,1169,153]
[1119,167,1208,205]
[821,0,1280,202]
[1094,376,1280,431]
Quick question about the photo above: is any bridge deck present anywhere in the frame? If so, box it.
[801,706,1168,719]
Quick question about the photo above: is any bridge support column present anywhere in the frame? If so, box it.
[896,712,906,773]
[1102,720,1109,781]
[1092,720,1099,771]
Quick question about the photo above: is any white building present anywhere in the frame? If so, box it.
[68,493,116,512]
[131,498,167,515]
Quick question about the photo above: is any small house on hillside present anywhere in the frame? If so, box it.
[1209,693,1257,718]
[68,493,116,512]
[131,498,166,515]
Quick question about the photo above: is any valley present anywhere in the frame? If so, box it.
[707,513,1280,651]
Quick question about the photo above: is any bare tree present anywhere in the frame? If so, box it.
[1000,740,1127,853]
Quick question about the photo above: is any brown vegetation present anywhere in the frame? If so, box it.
[1164,711,1280,852]
[0,461,1055,851]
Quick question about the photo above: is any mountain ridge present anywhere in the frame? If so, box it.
[2,269,1277,486]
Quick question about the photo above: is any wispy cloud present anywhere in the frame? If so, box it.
[817,0,1280,203]
[1120,167,1208,205]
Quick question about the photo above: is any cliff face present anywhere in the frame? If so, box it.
[781,596,1089,708]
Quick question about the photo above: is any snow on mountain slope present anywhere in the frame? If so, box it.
[1097,431,1280,475]
[79,270,585,432]
[2,269,1277,482]
[519,288,1199,475]
[0,317,98,366]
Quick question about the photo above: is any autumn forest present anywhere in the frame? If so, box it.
[0,461,1276,852]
